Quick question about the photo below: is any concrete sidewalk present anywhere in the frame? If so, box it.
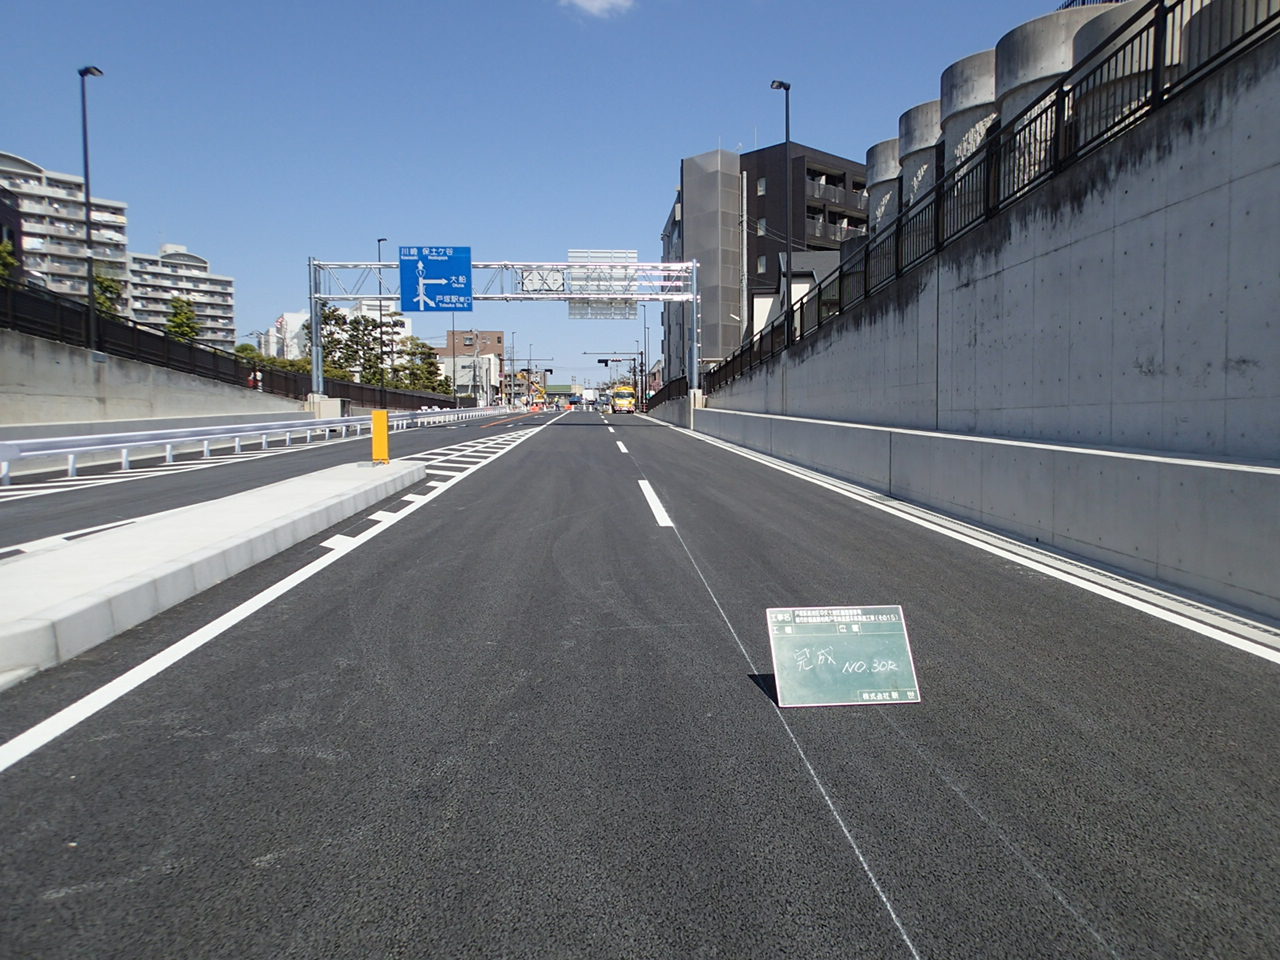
[0,460,424,691]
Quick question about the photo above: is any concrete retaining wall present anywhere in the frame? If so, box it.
[692,408,1280,620]
[711,29,1280,462]
[0,329,305,425]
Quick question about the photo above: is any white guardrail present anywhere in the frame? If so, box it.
[0,406,516,484]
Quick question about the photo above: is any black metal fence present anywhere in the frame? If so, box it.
[0,281,461,410]
[645,376,689,411]
[705,0,1279,395]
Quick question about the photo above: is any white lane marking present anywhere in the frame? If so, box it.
[608,427,615,434]
[654,420,1280,663]
[637,480,673,527]
[652,492,921,959]
[0,421,558,776]
[369,511,397,522]
[616,441,628,454]
[632,437,1111,959]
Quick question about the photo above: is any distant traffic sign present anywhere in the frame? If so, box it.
[399,246,472,312]
[767,605,921,707]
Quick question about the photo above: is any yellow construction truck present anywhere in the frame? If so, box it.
[610,385,637,414]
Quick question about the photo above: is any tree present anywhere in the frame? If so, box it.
[0,239,17,285]
[301,304,358,382]
[396,336,450,393]
[234,342,260,358]
[92,272,124,316]
[301,304,403,384]
[166,297,201,342]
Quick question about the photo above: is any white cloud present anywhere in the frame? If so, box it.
[559,0,634,17]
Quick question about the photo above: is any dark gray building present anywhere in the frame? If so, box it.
[660,143,866,384]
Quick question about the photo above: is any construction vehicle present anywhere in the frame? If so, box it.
[516,370,549,409]
[610,384,637,414]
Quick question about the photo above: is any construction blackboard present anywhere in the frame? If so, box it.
[767,605,921,708]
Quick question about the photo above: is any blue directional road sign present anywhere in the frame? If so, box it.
[399,246,472,312]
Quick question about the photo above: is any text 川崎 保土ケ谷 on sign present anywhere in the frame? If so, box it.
[399,246,472,312]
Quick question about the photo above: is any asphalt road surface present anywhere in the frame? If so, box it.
[1,410,1276,958]
[0,409,546,549]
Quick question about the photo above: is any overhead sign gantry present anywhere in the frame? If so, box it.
[306,251,698,396]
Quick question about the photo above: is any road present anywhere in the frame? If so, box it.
[1,409,1277,958]
[0,409,549,550]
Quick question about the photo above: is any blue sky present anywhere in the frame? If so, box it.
[10,0,1054,385]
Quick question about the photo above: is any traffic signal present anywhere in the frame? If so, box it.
[597,358,609,366]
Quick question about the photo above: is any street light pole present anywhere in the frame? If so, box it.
[377,237,388,407]
[639,302,648,407]
[771,79,792,343]
[79,65,103,351]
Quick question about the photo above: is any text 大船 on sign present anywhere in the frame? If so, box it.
[399,245,472,312]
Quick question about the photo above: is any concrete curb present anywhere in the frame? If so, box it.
[0,461,425,689]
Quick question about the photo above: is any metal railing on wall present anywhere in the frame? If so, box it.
[704,0,1279,395]
[0,281,462,410]
[644,376,689,411]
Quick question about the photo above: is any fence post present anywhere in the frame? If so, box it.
[1151,0,1167,106]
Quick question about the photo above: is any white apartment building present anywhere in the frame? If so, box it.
[261,310,310,360]
[0,151,129,303]
[128,244,235,350]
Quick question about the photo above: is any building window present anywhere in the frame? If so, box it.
[756,255,767,274]
[756,177,766,196]
[757,218,766,237]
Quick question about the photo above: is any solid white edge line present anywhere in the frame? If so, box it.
[638,415,1280,664]
[0,416,563,776]
[638,480,674,527]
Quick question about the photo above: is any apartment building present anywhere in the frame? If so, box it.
[439,329,503,403]
[261,310,310,360]
[0,151,129,303]
[659,143,866,382]
[128,244,236,350]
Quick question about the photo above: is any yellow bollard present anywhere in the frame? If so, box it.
[371,410,390,464]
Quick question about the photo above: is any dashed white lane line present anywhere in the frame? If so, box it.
[617,441,629,454]
[638,480,673,527]
[608,427,615,434]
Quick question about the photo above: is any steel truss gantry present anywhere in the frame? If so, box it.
[306,258,699,396]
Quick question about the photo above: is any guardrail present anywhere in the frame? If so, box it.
[705,0,1280,395]
[0,406,512,484]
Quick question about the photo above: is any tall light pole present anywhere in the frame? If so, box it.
[771,79,792,343]
[376,237,388,407]
[639,302,648,404]
[79,66,103,350]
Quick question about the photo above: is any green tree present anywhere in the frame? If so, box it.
[234,342,261,359]
[345,313,392,385]
[0,239,17,285]
[166,297,201,342]
[396,335,450,393]
[92,272,124,316]
[302,304,358,382]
